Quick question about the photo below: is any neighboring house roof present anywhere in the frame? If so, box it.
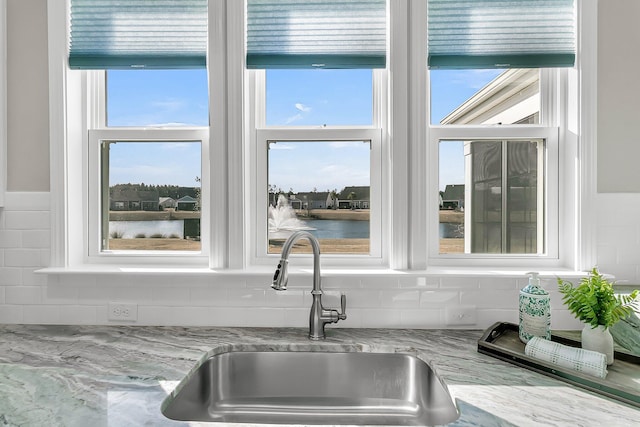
[177,195,197,203]
[439,68,539,125]
[340,186,370,200]
[159,197,175,204]
[442,184,464,201]
[295,191,330,202]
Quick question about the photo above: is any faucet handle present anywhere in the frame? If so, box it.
[338,293,347,320]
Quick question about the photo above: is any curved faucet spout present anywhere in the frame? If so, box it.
[270,230,346,340]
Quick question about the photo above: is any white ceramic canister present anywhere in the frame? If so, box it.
[519,272,551,343]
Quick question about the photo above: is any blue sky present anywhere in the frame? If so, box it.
[107,68,501,191]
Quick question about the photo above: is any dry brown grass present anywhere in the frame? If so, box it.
[108,238,201,251]
[109,237,464,254]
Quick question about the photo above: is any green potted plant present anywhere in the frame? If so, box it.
[557,267,638,364]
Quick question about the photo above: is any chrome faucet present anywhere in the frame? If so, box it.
[271,230,347,340]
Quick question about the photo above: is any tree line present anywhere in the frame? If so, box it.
[111,183,198,199]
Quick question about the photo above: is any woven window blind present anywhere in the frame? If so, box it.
[246,0,387,69]
[69,0,207,69]
[428,0,575,69]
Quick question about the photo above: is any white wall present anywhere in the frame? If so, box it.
[597,0,640,192]
[0,1,637,328]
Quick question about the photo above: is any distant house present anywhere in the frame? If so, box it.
[159,197,177,210]
[338,186,370,209]
[110,188,159,211]
[441,184,464,210]
[294,191,331,209]
[177,195,198,211]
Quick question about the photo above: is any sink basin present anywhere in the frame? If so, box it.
[161,350,459,425]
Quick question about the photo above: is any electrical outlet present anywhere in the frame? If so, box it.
[445,305,477,326]
[108,303,138,321]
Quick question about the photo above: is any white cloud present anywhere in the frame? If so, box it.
[284,113,304,124]
[151,99,187,111]
[295,103,311,112]
[328,141,367,149]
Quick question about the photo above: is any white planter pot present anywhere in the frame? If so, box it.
[581,324,614,365]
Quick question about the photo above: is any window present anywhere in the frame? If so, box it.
[101,140,202,252]
[257,68,380,258]
[267,140,372,255]
[64,0,211,263]
[246,0,387,263]
[49,0,588,272]
[439,138,545,255]
[426,0,574,263]
[88,127,209,262]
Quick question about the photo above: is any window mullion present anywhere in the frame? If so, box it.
[501,140,508,253]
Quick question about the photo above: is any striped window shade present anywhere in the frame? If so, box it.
[428,0,576,69]
[246,0,387,69]
[69,0,207,70]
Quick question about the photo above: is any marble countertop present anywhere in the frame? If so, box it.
[0,325,637,426]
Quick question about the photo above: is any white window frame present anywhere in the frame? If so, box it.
[247,70,389,267]
[47,0,218,269]
[87,127,210,265]
[45,0,596,274]
[407,0,584,270]
[428,126,559,265]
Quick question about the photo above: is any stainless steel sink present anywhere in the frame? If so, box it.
[161,350,459,425]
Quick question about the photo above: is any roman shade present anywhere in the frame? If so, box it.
[69,0,207,69]
[246,0,387,69]
[428,0,576,69]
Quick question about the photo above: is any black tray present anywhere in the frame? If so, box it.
[477,322,640,408]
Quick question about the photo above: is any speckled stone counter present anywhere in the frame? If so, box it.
[0,325,637,426]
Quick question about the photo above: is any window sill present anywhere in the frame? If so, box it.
[36,265,590,281]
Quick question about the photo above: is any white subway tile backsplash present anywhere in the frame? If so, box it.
[4,211,50,230]
[22,268,48,286]
[0,305,23,323]
[399,276,439,289]
[45,285,79,304]
[399,308,442,328]
[0,267,22,285]
[380,290,420,308]
[4,249,44,267]
[23,305,61,324]
[227,288,267,307]
[439,276,480,289]
[58,306,99,324]
[265,288,305,308]
[321,276,362,290]
[0,230,21,248]
[359,309,402,328]
[21,230,50,248]
[478,277,519,290]
[460,290,519,309]
[419,290,459,307]
[151,287,190,305]
[476,309,518,329]
[189,287,228,306]
[5,286,42,304]
[334,289,380,308]
[0,191,636,328]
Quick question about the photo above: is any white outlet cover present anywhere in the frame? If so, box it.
[108,303,138,322]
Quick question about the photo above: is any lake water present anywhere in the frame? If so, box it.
[111,219,462,240]
[440,222,464,238]
[303,219,369,239]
